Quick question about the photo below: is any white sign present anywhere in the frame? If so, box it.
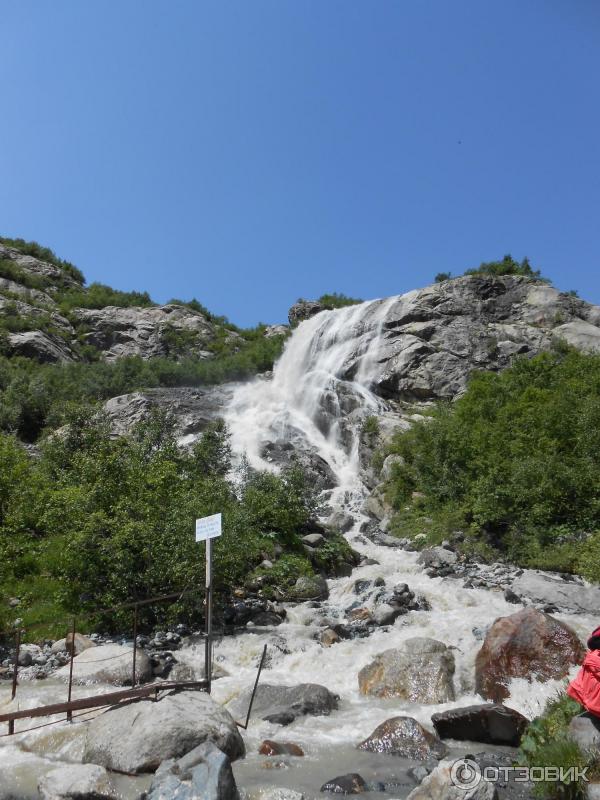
[195,513,222,542]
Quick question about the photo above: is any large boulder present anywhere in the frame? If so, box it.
[51,633,96,656]
[54,643,152,685]
[431,704,528,746]
[38,764,117,800]
[227,683,338,726]
[147,741,239,800]
[83,691,244,773]
[358,716,447,760]
[568,713,600,751]
[406,760,497,800]
[358,638,455,703]
[511,570,600,614]
[291,575,329,601]
[475,608,585,702]
[417,547,458,570]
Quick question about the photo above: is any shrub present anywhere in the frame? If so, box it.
[317,292,363,309]
[0,414,322,631]
[58,282,154,312]
[464,254,547,281]
[384,349,600,574]
[518,693,589,800]
[362,415,380,436]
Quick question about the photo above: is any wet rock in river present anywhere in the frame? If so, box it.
[259,740,304,756]
[38,763,118,800]
[406,760,497,800]
[511,569,600,614]
[83,692,244,773]
[320,627,341,647]
[320,773,367,794]
[358,716,447,760]
[253,790,305,800]
[417,547,458,577]
[431,704,528,746]
[358,638,455,703]
[227,682,338,726]
[147,740,240,800]
[250,611,284,627]
[475,607,584,702]
[291,574,329,600]
[54,643,152,685]
[50,633,96,655]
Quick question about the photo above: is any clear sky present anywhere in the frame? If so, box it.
[1,2,599,327]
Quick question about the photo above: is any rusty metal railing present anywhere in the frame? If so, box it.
[0,588,207,736]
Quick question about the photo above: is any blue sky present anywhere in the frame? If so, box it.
[1,2,599,326]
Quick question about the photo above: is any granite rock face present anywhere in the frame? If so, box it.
[510,570,600,614]
[102,385,236,442]
[72,304,242,361]
[288,300,325,326]
[83,692,244,773]
[323,276,600,402]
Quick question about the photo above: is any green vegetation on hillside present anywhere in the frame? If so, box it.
[435,254,548,283]
[58,282,154,312]
[0,236,84,284]
[383,348,600,577]
[0,332,285,442]
[0,411,350,635]
[0,236,288,441]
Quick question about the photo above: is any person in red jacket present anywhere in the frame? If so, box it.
[567,626,600,716]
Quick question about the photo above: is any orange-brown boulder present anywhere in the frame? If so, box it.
[475,607,585,702]
[259,739,304,756]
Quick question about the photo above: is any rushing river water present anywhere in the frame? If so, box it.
[0,300,594,798]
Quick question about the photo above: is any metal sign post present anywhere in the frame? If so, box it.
[195,513,222,694]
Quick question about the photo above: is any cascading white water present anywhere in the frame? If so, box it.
[1,297,596,800]
[226,297,397,497]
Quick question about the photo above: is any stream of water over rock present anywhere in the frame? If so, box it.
[0,300,595,799]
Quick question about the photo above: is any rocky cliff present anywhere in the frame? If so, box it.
[101,274,600,447]
[0,241,247,364]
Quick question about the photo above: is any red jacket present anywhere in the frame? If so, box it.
[567,650,600,715]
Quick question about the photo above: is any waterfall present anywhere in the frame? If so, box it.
[225,296,397,496]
